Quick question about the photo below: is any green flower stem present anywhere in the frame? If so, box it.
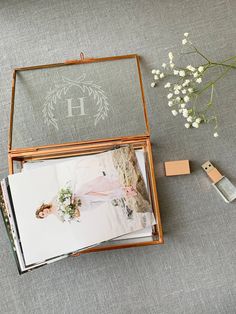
[218,55,236,63]
[202,84,214,112]
[210,62,236,69]
[187,41,236,70]
[192,93,198,116]
[210,84,214,103]
[191,44,211,63]
[201,60,236,69]
[198,67,231,95]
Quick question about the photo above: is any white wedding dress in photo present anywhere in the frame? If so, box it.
[74,175,125,211]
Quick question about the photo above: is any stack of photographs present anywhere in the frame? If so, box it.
[0,146,155,273]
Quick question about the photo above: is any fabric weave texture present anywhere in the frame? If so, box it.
[0,0,235,313]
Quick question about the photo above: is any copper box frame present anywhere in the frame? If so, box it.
[8,53,163,256]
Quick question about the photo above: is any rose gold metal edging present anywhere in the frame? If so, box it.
[73,239,163,255]
[8,69,17,172]
[14,54,138,72]
[146,139,163,243]
[9,134,149,154]
[22,144,146,162]
[9,70,16,151]
[135,55,150,136]
[9,137,147,158]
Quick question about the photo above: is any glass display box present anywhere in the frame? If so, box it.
[8,53,163,255]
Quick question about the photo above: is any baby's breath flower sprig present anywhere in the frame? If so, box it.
[150,33,236,137]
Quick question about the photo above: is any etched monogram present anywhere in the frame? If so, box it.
[42,75,109,130]
[66,98,87,117]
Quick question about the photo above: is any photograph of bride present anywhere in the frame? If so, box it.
[35,175,138,223]
[35,146,153,224]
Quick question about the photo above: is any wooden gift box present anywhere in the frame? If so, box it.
[8,53,163,255]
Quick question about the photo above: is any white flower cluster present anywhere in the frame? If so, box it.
[150,33,221,137]
[182,32,189,45]
[151,69,165,87]
[150,33,220,134]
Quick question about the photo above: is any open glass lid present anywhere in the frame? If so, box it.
[10,54,149,150]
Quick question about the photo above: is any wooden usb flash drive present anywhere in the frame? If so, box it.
[201,161,223,184]
[201,161,236,203]
[164,160,190,176]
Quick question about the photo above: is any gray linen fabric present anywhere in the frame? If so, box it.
[0,0,236,313]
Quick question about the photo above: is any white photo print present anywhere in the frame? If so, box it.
[9,146,155,265]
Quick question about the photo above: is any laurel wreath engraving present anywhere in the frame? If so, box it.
[42,74,109,130]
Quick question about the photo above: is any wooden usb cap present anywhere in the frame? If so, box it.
[164,160,190,176]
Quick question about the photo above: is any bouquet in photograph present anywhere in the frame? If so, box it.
[151,33,236,137]
[57,187,81,222]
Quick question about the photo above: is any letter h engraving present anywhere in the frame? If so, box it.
[67,98,87,117]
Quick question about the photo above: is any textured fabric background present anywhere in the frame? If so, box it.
[0,0,236,313]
